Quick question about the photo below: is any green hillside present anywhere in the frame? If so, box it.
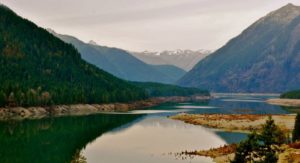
[133,82,209,97]
[281,90,300,99]
[0,5,147,107]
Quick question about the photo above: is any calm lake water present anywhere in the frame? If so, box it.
[0,94,289,163]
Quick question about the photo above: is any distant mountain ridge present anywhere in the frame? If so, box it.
[49,30,186,84]
[178,3,300,93]
[131,50,210,71]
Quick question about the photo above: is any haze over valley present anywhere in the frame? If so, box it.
[1,1,300,163]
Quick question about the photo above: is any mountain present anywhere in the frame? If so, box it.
[49,31,186,84]
[131,50,211,71]
[152,65,186,82]
[0,4,147,107]
[178,3,300,93]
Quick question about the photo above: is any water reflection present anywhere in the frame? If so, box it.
[0,114,141,163]
[143,95,288,115]
[0,94,290,163]
[82,117,226,163]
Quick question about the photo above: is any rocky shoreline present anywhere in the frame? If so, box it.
[0,96,210,121]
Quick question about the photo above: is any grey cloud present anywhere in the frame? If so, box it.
[2,0,300,51]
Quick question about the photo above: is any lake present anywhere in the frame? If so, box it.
[0,94,289,163]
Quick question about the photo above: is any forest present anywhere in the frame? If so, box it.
[281,90,300,99]
[0,5,207,108]
[0,5,147,107]
[133,82,209,97]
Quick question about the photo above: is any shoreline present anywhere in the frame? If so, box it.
[178,143,300,163]
[266,98,300,107]
[171,113,298,163]
[0,95,210,121]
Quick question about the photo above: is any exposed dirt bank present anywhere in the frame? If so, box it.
[171,113,295,133]
[0,96,210,121]
[267,98,300,107]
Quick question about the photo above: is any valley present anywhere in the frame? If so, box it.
[1,1,300,163]
[49,30,187,84]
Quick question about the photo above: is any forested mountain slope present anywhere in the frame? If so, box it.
[179,3,300,93]
[0,5,146,107]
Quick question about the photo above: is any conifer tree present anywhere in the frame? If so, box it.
[231,132,259,163]
[261,116,286,146]
[293,113,300,142]
[0,91,6,106]
[232,116,287,163]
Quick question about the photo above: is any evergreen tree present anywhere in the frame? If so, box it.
[231,132,259,163]
[293,113,300,142]
[260,116,287,146]
[232,116,287,163]
[0,91,6,106]
[263,149,278,163]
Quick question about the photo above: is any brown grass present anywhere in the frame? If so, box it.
[181,144,237,158]
[171,113,295,132]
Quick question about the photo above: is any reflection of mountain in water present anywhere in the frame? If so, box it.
[0,114,141,163]
[133,97,287,116]
[208,97,288,114]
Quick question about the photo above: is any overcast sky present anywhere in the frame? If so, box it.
[1,0,300,51]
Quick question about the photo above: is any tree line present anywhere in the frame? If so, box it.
[281,90,300,99]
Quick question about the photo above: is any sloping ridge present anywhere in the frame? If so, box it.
[0,4,146,107]
[178,3,300,93]
[50,31,184,84]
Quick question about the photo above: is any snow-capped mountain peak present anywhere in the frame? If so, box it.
[130,49,211,71]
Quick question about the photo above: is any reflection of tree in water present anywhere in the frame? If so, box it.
[0,114,141,163]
